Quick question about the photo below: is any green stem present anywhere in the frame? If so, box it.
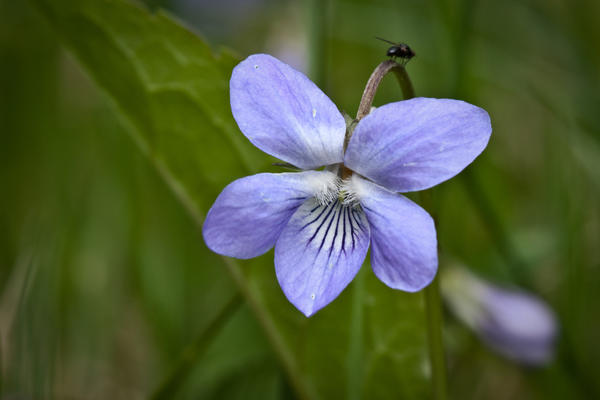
[389,65,447,400]
[149,294,243,400]
[337,35,449,400]
[355,60,413,120]
[424,275,448,400]
[391,66,415,100]
[346,269,365,400]
[353,57,448,398]
[418,190,448,400]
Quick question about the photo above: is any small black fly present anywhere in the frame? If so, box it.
[375,37,415,66]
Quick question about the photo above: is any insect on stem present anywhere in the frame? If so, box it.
[375,37,415,66]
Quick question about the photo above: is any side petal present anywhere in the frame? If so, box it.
[344,97,491,192]
[349,175,438,291]
[230,54,346,169]
[275,198,370,316]
[203,171,339,259]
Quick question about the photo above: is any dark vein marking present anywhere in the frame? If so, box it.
[301,202,330,230]
[306,200,338,246]
[351,209,363,233]
[317,202,340,253]
[328,204,344,259]
[348,206,356,251]
[341,206,347,256]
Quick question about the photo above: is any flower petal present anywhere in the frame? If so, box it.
[274,198,370,316]
[230,54,346,169]
[203,171,339,259]
[440,265,557,365]
[479,285,557,365]
[344,97,491,192]
[349,175,437,291]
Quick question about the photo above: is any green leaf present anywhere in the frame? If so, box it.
[33,0,269,216]
[31,0,431,398]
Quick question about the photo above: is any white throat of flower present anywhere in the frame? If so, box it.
[307,171,364,208]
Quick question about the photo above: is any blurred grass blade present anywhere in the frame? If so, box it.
[150,294,243,400]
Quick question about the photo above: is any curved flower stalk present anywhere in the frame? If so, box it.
[441,266,558,365]
[203,54,492,316]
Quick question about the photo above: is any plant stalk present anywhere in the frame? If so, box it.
[355,60,414,120]
[356,58,447,400]
[424,271,448,400]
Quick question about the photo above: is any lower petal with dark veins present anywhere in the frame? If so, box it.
[274,197,370,316]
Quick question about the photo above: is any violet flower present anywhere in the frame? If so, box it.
[203,54,491,316]
[441,266,558,365]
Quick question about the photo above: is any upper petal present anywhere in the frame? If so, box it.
[203,171,339,259]
[344,97,491,192]
[230,54,346,169]
[348,175,437,291]
[275,198,370,316]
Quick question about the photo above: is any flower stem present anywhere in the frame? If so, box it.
[346,60,415,152]
[424,273,448,400]
[347,268,365,400]
[417,191,448,400]
[358,59,447,400]
[392,65,447,400]
[391,66,416,100]
[356,60,415,119]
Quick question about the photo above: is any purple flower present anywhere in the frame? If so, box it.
[203,54,491,316]
[441,266,558,365]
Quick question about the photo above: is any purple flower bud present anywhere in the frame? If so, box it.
[441,266,558,365]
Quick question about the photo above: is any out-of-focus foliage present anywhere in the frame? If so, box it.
[1,0,599,399]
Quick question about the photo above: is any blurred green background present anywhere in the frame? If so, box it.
[1,0,599,399]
